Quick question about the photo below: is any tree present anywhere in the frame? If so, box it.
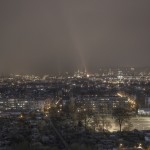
[92,113,111,132]
[62,99,78,125]
[91,114,101,132]
[49,105,62,121]
[99,114,111,132]
[97,104,111,132]
[76,104,94,130]
[112,107,131,132]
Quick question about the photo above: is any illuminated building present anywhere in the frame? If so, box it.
[0,99,45,112]
[75,96,129,114]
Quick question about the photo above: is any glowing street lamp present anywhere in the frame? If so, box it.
[119,143,123,149]
[138,143,142,149]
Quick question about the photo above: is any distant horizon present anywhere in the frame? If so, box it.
[0,66,150,76]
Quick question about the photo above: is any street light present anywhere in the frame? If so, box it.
[138,143,142,149]
[119,143,123,149]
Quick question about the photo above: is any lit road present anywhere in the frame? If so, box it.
[131,116,150,130]
[109,116,150,131]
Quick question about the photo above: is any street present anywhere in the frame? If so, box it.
[131,116,150,130]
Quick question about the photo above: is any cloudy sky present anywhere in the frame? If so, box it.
[0,0,150,74]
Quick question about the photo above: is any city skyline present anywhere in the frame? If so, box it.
[1,1,150,149]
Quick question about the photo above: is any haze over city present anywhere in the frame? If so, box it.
[0,0,150,74]
[1,1,150,150]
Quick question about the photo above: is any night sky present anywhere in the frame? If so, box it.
[0,0,150,74]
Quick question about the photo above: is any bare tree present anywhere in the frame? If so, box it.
[96,104,111,132]
[76,103,94,130]
[112,107,131,132]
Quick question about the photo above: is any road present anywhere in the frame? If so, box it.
[131,116,150,130]
[49,118,70,150]
[109,116,150,131]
